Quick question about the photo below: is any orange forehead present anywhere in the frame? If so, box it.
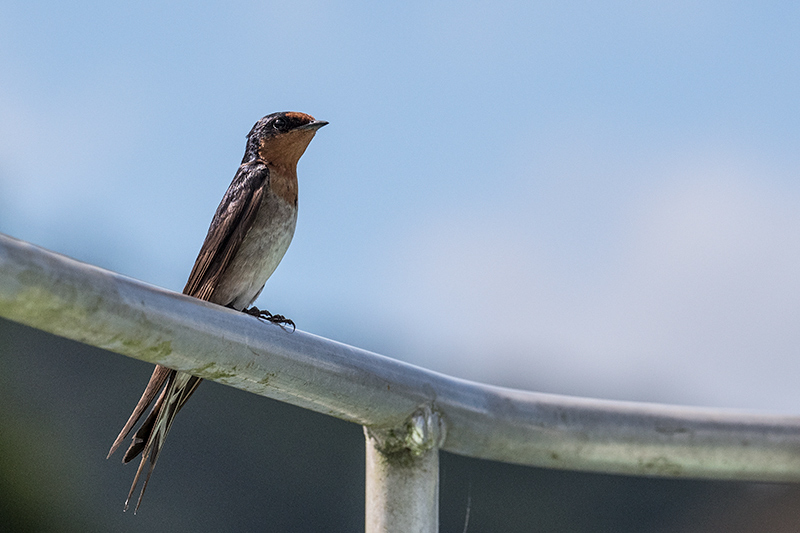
[284,111,316,123]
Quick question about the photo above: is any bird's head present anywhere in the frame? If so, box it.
[244,112,327,168]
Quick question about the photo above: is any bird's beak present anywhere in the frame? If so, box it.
[297,120,328,131]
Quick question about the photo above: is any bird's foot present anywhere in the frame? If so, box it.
[243,306,296,332]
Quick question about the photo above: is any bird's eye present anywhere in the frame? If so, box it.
[273,118,287,131]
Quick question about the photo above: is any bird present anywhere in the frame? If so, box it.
[107,111,327,512]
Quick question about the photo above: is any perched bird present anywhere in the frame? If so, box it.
[107,111,327,512]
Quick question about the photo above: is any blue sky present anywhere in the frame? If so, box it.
[2,1,799,412]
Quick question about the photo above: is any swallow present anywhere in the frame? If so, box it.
[107,111,327,512]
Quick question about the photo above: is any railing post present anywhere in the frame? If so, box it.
[364,406,444,533]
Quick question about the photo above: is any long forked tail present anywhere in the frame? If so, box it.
[108,365,201,513]
[108,365,172,459]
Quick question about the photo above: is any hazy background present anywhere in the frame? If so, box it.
[2,1,800,531]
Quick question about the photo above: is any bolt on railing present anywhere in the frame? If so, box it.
[2,231,800,532]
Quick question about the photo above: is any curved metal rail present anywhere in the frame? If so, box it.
[2,231,800,484]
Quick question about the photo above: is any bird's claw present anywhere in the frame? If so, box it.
[243,306,296,332]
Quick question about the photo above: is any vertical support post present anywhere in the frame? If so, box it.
[364,406,444,533]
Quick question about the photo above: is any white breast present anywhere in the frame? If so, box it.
[210,193,297,310]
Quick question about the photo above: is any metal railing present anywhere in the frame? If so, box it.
[2,231,800,532]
